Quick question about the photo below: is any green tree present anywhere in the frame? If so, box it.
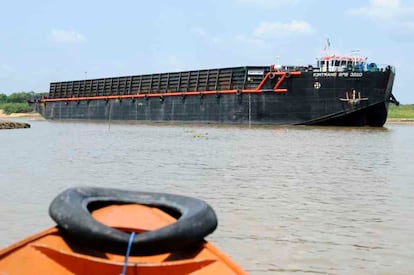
[0,91,47,114]
[0,93,7,103]
[7,92,31,103]
[1,103,33,114]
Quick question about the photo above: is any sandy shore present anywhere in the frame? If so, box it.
[386,118,414,124]
[0,110,43,119]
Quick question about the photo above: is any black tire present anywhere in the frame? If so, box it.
[49,187,218,256]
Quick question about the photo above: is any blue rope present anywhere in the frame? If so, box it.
[121,232,136,275]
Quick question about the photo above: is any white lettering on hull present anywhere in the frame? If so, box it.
[312,72,363,78]
[248,70,264,75]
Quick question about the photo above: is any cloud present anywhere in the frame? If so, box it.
[50,29,86,43]
[348,0,414,35]
[254,21,314,38]
[348,0,414,20]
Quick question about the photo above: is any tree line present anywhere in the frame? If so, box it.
[0,91,46,114]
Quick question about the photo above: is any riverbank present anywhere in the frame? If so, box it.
[386,104,414,124]
[0,111,39,129]
[386,118,414,124]
[388,104,414,120]
[0,110,43,119]
[0,110,412,124]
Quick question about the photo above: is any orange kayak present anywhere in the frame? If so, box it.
[0,187,246,274]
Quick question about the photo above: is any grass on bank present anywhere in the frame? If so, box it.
[388,104,414,119]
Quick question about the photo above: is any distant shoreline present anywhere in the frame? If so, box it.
[0,111,413,124]
[386,118,414,124]
[0,111,43,119]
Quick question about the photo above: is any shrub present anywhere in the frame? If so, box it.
[1,103,33,114]
[6,92,32,103]
[0,93,7,103]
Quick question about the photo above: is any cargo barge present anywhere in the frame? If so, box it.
[32,54,398,126]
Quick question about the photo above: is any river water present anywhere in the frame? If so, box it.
[0,119,413,274]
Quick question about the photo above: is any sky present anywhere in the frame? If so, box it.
[1,0,413,103]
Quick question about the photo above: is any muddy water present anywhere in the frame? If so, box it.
[1,119,413,274]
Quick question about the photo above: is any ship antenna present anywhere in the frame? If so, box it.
[351,49,360,56]
[351,49,361,64]
[323,38,331,55]
[274,56,282,71]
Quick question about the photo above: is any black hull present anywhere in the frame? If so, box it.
[35,69,395,127]
[303,102,388,127]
